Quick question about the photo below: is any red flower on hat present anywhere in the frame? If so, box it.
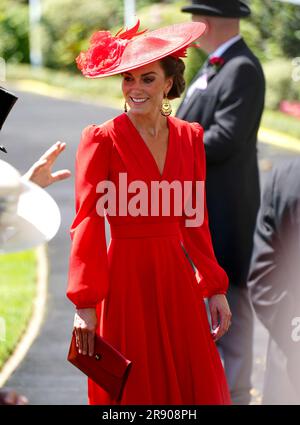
[209,56,225,70]
[76,20,147,77]
[170,47,188,59]
[170,42,203,60]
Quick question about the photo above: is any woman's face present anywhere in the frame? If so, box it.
[121,60,173,116]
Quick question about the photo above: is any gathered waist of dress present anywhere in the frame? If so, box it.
[110,221,182,239]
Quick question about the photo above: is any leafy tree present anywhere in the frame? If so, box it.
[0,0,29,63]
[248,0,300,59]
[274,2,300,58]
[41,0,124,70]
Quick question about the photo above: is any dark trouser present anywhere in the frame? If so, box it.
[216,285,254,405]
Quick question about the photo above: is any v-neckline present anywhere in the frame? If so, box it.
[123,113,172,180]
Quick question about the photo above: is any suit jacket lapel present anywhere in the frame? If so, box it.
[176,59,209,117]
[206,66,217,83]
[176,38,248,119]
[205,39,246,83]
[176,89,200,119]
[221,38,247,62]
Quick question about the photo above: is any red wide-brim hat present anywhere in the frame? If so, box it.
[76,20,206,78]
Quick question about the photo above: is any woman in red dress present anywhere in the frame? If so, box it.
[67,20,232,405]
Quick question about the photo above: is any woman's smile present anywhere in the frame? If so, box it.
[130,96,149,104]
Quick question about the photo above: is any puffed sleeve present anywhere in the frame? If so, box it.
[180,123,229,298]
[67,125,112,309]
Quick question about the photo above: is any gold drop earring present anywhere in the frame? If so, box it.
[160,94,172,116]
[124,101,128,113]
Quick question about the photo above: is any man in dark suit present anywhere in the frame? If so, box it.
[177,1,265,404]
[248,158,300,404]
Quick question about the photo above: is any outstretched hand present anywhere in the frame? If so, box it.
[23,141,71,188]
[208,294,232,342]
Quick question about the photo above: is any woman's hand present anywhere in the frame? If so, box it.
[73,308,97,356]
[23,141,71,188]
[208,294,232,341]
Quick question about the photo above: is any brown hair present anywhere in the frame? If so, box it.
[159,56,186,100]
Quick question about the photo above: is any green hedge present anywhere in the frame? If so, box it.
[2,0,300,113]
[41,0,124,71]
[0,0,29,63]
[263,59,300,110]
[2,0,300,69]
[248,0,300,60]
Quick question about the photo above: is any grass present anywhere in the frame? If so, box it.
[0,250,37,370]
[261,109,300,140]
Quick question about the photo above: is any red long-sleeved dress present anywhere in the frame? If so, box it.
[67,112,231,405]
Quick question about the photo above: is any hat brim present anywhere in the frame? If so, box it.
[181,2,251,18]
[0,179,61,254]
[0,87,18,131]
[86,22,206,79]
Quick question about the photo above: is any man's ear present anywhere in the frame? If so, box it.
[192,15,209,35]
[202,18,210,34]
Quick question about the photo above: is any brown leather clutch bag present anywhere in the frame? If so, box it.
[67,330,132,402]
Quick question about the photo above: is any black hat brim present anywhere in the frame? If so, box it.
[0,87,18,131]
[181,2,251,18]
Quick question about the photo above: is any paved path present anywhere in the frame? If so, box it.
[2,88,299,404]
[3,88,118,404]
